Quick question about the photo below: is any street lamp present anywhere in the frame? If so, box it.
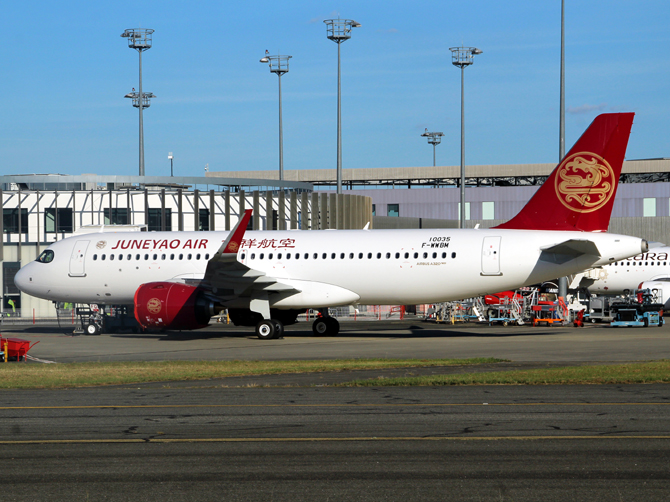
[324,18,361,194]
[449,45,482,228]
[168,152,173,177]
[260,50,292,181]
[421,129,444,167]
[121,28,154,177]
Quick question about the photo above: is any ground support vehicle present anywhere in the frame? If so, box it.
[610,290,664,327]
[531,304,563,326]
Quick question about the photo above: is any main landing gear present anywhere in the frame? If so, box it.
[312,316,339,336]
[255,319,284,340]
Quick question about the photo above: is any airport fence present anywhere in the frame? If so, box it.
[2,304,431,327]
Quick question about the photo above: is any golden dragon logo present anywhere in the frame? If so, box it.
[554,152,615,213]
[146,298,162,315]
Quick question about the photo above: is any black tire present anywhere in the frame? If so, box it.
[256,320,276,340]
[86,323,101,336]
[272,320,284,339]
[643,317,649,327]
[325,317,340,336]
[312,318,328,336]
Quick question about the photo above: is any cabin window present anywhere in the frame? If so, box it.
[404,252,409,259]
[205,254,210,260]
[250,253,255,260]
[452,252,457,258]
[241,253,246,260]
[304,253,309,259]
[170,254,174,260]
[295,253,300,260]
[432,252,437,259]
[368,253,372,259]
[377,253,382,259]
[395,252,400,259]
[331,253,336,259]
[314,253,319,259]
[268,253,273,260]
[386,252,391,259]
[413,252,418,259]
[259,253,264,260]
[151,254,157,260]
[359,253,364,259]
[179,254,183,260]
[101,254,106,261]
[161,254,166,260]
[127,254,131,261]
[348,253,353,259]
[340,253,345,259]
[187,254,192,260]
[322,253,326,259]
[118,254,123,261]
[92,254,97,261]
[423,252,428,259]
[277,253,282,259]
[110,254,115,261]
[286,253,291,259]
[442,252,447,259]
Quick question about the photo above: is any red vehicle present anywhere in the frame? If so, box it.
[484,291,523,305]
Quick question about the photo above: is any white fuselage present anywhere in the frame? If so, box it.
[584,248,670,295]
[15,228,645,308]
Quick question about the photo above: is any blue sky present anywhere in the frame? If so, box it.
[1,1,668,177]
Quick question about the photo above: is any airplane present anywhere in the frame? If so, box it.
[15,112,647,339]
[573,245,670,295]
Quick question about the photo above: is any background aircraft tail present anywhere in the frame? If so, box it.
[495,112,634,232]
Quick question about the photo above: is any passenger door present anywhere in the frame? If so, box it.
[481,236,502,276]
[69,240,90,277]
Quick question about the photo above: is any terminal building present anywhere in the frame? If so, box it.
[3,158,670,317]
[213,158,670,239]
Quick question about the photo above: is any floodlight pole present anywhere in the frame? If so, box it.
[121,28,154,177]
[260,53,292,181]
[450,46,482,228]
[558,0,568,301]
[421,131,444,167]
[324,19,361,194]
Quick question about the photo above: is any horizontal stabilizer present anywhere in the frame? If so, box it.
[540,239,601,264]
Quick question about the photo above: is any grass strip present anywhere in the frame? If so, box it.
[0,358,503,390]
[337,361,670,387]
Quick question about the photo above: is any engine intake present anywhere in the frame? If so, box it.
[134,282,216,330]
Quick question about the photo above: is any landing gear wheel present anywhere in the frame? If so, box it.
[256,320,276,340]
[312,318,328,336]
[273,320,284,339]
[325,317,340,336]
[85,323,101,336]
[313,317,339,336]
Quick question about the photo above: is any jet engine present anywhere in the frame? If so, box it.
[134,282,218,330]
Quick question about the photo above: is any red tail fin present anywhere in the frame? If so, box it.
[495,112,634,232]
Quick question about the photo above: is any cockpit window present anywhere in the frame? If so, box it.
[36,250,54,263]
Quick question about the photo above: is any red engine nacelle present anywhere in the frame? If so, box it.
[134,282,217,330]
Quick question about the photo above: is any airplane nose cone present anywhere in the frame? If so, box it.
[14,264,34,295]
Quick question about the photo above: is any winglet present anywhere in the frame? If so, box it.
[221,209,252,255]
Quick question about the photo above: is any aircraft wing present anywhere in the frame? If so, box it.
[202,210,299,300]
